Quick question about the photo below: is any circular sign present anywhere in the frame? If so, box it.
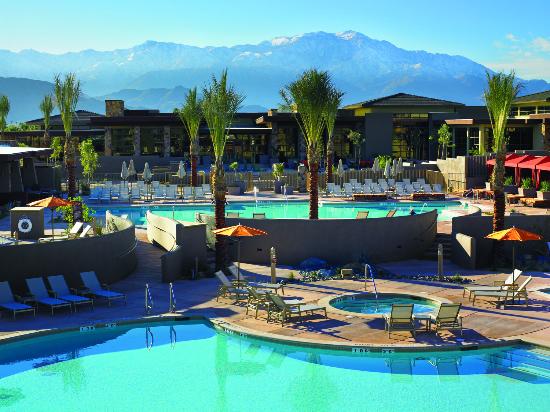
[18,217,33,233]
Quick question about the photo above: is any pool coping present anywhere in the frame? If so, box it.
[1,312,544,354]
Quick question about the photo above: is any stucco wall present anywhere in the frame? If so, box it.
[0,212,137,294]
[225,210,438,266]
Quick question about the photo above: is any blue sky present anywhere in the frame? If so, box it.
[2,0,549,80]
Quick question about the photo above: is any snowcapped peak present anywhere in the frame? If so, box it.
[271,34,302,46]
[336,31,359,40]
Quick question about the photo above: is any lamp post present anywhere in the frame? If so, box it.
[270,246,277,284]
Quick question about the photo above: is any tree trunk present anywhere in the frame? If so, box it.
[212,160,226,270]
[326,137,334,186]
[42,130,50,148]
[309,160,319,220]
[64,133,77,198]
[190,139,198,187]
[492,150,506,232]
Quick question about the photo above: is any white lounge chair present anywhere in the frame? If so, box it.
[463,270,523,300]
[432,183,443,193]
[183,186,194,200]
[153,186,166,200]
[472,276,532,308]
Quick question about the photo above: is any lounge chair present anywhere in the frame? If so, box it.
[183,186,194,200]
[463,270,522,300]
[88,187,102,203]
[266,293,327,325]
[386,209,397,217]
[356,211,369,219]
[202,184,212,198]
[253,213,266,219]
[195,187,206,200]
[153,186,166,200]
[432,183,443,193]
[402,178,411,185]
[416,178,426,185]
[25,277,72,315]
[62,221,84,239]
[215,270,248,301]
[131,186,141,200]
[80,224,93,238]
[47,275,94,311]
[472,276,532,308]
[426,303,462,336]
[228,264,285,294]
[383,304,415,337]
[0,281,35,318]
[79,271,126,306]
[340,268,355,279]
[245,287,301,319]
[100,188,111,203]
[226,212,240,218]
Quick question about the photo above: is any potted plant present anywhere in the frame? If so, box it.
[227,161,242,195]
[518,177,536,198]
[503,176,517,194]
[537,180,550,200]
[272,163,284,194]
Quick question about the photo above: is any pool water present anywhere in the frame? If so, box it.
[0,322,549,412]
[97,200,465,225]
[331,294,439,315]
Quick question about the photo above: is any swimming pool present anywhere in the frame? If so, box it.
[96,200,466,225]
[330,293,439,315]
[0,321,548,411]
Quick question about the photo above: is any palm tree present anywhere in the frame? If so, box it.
[281,69,332,219]
[202,70,244,268]
[54,73,81,198]
[39,95,54,147]
[484,71,521,232]
[0,95,10,140]
[323,86,344,186]
[175,87,202,186]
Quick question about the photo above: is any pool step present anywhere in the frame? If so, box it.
[422,233,452,260]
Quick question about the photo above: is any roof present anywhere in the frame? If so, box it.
[486,153,520,166]
[505,155,535,167]
[344,93,464,109]
[513,90,550,104]
[26,110,104,125]
[518,156,550,169]
[0,146,52,161]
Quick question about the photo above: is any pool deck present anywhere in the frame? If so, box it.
[1,228,549,350]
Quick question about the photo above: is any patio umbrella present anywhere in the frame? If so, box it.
[384,161,391,179]
[485,227,543,274]
[121,161,129,191]
[27,196,73,239]
[337,159,345,186]
[372,158,379,173]
[177,161,186,200]
[128,159,136,192]
[391,158,398,178]
[212,224,268,283]
[397,158,404,177]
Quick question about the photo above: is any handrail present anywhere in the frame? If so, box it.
[365,264,379,309]
[145,327,154,350]
[169,282,176,313]
[145,283,153,314]
[170,325,177,349]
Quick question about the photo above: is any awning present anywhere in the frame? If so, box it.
[486,153,520,166]
[504,155,535,168]
[536,158,550,172]
[517,156,550,188]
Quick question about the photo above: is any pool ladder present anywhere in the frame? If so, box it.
[145,284,153,314]
[365,264,379,308]
[169,282,176,313]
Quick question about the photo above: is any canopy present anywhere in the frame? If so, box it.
[486,153,520,166]
[28,196,72,209]
[485,227,542,242]
[517,156,550,188]
[502,155,536,185]
[536,157,550,172]
[212,224,267,237]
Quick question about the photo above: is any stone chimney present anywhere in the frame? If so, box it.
[105,100,124,117]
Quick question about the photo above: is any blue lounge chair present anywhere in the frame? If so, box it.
[79,271,126,306]
[25,277,72,315]
[47,275,94,311]
[0,281,35,319]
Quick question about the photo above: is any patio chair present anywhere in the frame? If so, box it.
[153,186,166,201]
[405,184,416,194]
[472,276,532,308]
[416,178,426,185]
[118,187,130,202]
[47,275,93,311]
[421,184,432,193]
[364,178,373,185]
[183,186,194,200]
[427,303,462,336]
[394,186,407,197]
[343,183,354,197]
[228,264,285,294]
[383,304,415,337]
[386,209,397,217]
[152,181,160,190]
[131,186,141,200]
[45,221,84,241]
[79,271,127,306]
[100,188,111,203]
[266,293,327,325]
[202,184,212,198]
[388,179,395,186]
[356,211,369,219]
[371,184,384,194]
[253,213,266,219]
[165,185,177,201]
[340,268,355,279]
[463,270,522,300]
[402,178,411,185]
[195,187,206,200]
[79,224,93,238]
[89,187,102,203]
[245,287,301,319]
[0,281,35,319]
[432,183,443,193]
[226,212,240,218]
[25,277,72,316]
[215,270,248,301]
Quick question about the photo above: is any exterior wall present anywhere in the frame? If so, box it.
[0,212,137,293]
[106,100,124,117]
[133,126,141,156]
[104,128,112,156]
[21,158,38,189]
[353,105,459,116]
[363,112,393,158]
[163,126,171,158]
[225,210,437,265]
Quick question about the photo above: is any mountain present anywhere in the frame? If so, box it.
[97,86,191,113]
[0,31,548,120]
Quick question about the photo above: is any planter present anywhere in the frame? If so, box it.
[274,180,283,194]
[518,187,536,198]
[503,185,518,194]
[537,191,550,200]
[227,185,242,196]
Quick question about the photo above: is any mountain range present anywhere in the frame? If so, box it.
[0,31,548,122]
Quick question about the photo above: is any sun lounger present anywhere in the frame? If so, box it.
[89,187,102,203]
[228,264,285,294]
[245,287,301,319]
[356,211,369,219]
[25,277,72,315]
[215,270,248,301]
[266,293,327,325]
[79,271,126,306]
[153,186,166,200]
[253,213,266,219]
[195,187,206,200]
[100,188,111,203]
[47,275,93,311]
[432,183,443,193]
[118,187,130,202]
[0,281,35,318]
[472,276,532,308]
[383,304,415,337]
[131,186,141,200]
[42,221,84,241]
[386,209,397,217]
[80,224,93,238]
[422,303,462,336]
[463,270,522,300]
[183,186,194,200]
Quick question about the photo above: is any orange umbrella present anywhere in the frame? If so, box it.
[28,196,73,238]
[212,224,268,281]
[485,227,543,273]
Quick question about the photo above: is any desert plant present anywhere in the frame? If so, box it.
[539,181,550,192]
[175,87,202,186]
[504,176,514,186]
[484,71,521,232]
[521,177,533,189]
[323,86,344,185]
[79,139,99,185]
[54,73,81,198]
[0,95,9,139]
[202,70,244,269]
[281,69,333,219]
[39,94,54,146]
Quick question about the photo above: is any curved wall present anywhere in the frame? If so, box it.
[0,212,137,293]
[226,210,437,265]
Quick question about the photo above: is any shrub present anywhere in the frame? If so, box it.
[272,163,284,180]
[539,181,550,192]
[521,177,533,189]
[56,196,95,226]
[504,176,514,186]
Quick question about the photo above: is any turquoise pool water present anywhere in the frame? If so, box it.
[331,294,438,315]
[0,321,548,411]
[97,200,465,225]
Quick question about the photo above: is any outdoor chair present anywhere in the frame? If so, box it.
[100,188,111,203]
[471,276,532,308]
[195,187,206,200]
[44,221,84,241]
[183,186,194,200]
[364,179,373,185]
[228,264,284,294]
[226,212,240,218]
[253,213,266,219]
[383,304,415,337]
[0,281,35,319]
[432,183,443,193]
[402,178,411,185]
[416,178,426,185]
[245,287,301,319]
[386,209,397,217]
[356,211,369,219]
[118,187,130,202]
[202,184,212,197]
[79,271,126,306]
[463,270,522,300]
[215,270,248,301]
[340,268,355,279]
[266,293,327,325]
[153,186,166,200]
[131,186,141,200]
[421,184,432,193]
[423,303,462,336]
[89,187,102,203]
[79,224,93,238]
[25,277,72,316]
[47,275,93,311]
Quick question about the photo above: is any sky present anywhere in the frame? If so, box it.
[1,0,549,80]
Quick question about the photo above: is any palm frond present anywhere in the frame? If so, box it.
[175,87,202,142]
[323,85,344,138]
[0,95,10,132]
[54,73,81,136]
[39,95,54,130]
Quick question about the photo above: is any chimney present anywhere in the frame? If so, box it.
[105,100,124,117]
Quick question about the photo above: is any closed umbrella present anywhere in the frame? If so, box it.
[397,157,404,179]
[337,159,345,186]
[128,159,136,192]
[177,161,186,200]
[372,158,379,173]
[121,161,129,191]
[28,196,73,239]
[391,158,398,178]
[143,162,153,200]
[384,161,391,179]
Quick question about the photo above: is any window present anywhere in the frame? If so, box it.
[170,127,186,157]
[111,128,133,156]
[140,127,163,155]
[507,127,533,151]
[393,113,429,119]
[538,105,550,114]
[518,106,536,116]
[276,127,298,162]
